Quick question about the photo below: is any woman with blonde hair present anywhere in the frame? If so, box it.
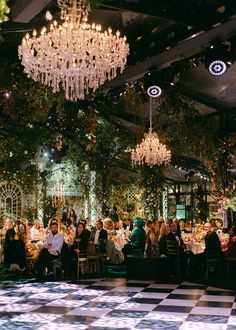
[146,221,160,256]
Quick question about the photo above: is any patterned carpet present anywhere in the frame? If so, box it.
[0,278,235,329]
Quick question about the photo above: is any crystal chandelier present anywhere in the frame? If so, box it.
[131,86,171,167]
[18,0,129,101]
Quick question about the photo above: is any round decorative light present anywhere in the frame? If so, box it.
[208,60,227,76]
[147,85,162,98]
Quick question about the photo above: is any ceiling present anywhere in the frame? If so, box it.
[0,0,235,182]
[2,1,236,114]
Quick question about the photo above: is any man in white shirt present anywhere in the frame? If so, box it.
[37,220,64,277]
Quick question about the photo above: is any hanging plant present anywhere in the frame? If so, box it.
[0,0,10,23]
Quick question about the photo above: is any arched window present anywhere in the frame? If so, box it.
[0,182,23,220]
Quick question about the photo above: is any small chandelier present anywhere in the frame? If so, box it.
[18,0,129,101]
[131,86,171,167]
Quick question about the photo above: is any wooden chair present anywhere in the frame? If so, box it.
[87,242,100,274]
[77,253,88,278]
[166,239,181,280]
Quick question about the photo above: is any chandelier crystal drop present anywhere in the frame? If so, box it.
[18,0,129,101]
[131,89,171,167]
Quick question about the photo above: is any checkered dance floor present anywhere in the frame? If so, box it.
[0,278,236,329]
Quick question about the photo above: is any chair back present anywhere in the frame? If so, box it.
[166,239,180,259]
[228,240,236,258]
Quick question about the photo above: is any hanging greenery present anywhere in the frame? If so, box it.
[0,0,9,23]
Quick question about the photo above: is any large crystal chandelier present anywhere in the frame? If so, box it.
[18,0,129,101]
[131,86,171,167]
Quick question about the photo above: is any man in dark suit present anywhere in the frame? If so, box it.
[90,219,108,252]
[159,220,188,276]
[159,220,185,256]
[204,222,221,257]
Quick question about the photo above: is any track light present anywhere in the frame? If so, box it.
[208,60,227,76]
[206,40,232,76]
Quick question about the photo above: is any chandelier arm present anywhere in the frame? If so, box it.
[149,96,152,130]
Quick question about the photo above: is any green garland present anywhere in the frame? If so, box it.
[0,0,9,23]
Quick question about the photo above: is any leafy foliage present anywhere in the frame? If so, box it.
[0,0,9,23]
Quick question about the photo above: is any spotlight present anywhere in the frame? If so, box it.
[208,60,227,76]
[206,40,232,76]
[147,85,162,97]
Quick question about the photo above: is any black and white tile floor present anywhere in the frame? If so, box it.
[0,278,236,329]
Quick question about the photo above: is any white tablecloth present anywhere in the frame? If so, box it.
[184,241,205,255]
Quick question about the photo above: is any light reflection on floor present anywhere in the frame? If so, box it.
[0,279,234,329]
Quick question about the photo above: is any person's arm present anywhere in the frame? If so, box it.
[42,235,49,249]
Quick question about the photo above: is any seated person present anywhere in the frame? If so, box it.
[7,231,26,271]
[37,220,64,276]
[3,227,15,267]
[90,219,108,252]
[145,221,159,257]
[80,219,91,239]
[29,219,45,242]
[71,222,89,256]
[204,222,221,258]
[159,220,188,276]
[122,217,146,256]
[177,218,186,235]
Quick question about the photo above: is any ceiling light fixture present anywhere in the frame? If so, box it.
[208,60,227,76]
[18,0,129,101]
[131,86,171,167]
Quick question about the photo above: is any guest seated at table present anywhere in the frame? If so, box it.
[159,220,189,276]
[7,231,26,272]
[60,223,74,246]
[3,227,15,267]
[159,220,186,256]
[110,206,119,223]
[226,228,236,258]
[145,221,159,256]
[123,218,133,231]
[29,219,45,242]
[195,217,203,225]
[145,220,153,235]
[37,220,64,277]
[204,222,221,257]
[80,219,91,239]
[115,219,124,233]
[214,219,224,238]
[71,222,89,256]
[228,227,236,241]
[103,218,115,236]
[122,217,146,256]
[90,219,108,252]
[177,218,186,235]
[68,208,77,227]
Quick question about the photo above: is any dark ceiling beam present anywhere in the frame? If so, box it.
[104,16,236,90]
[11,0,52,23]
[101,0,236,29]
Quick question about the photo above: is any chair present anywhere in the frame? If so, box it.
[87,242,100,274]
[227,240,236,277]
[166,239,181,280]
[52,258,64,279]
[77,253,88,277]
[205,246,222,281]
